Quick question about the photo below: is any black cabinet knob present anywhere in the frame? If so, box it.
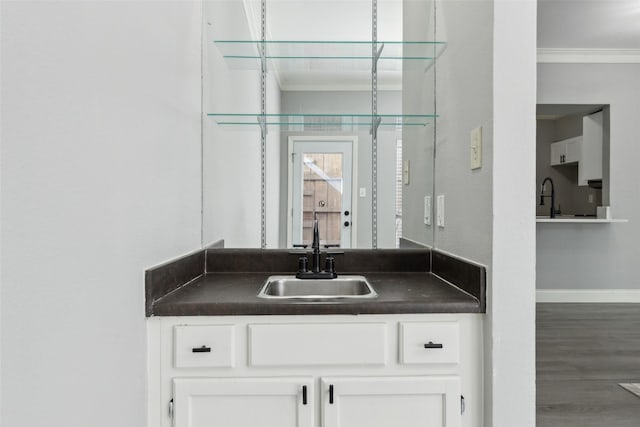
[344,221,350,227]
[344,210,350,216]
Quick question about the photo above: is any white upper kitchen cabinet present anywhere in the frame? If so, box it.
[550,136,581,166]
[549,111,603,187]
[579,111,603,186]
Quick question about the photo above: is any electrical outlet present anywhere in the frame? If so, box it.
[588,194,594,204]
[470,127,482,170]
[436,195,445,227]
[359,187,366,198]
[403,160,410,185]
[424,196,431,225]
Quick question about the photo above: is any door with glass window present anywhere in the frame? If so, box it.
[290,139,354,248]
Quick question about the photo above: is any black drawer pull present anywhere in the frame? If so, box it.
[329,384,334,404]
[424,341,443,349]
[192,345,211,353]
[302,385,308,405]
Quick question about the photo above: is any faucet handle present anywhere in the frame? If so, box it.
[324,257,335,275]
[297,256,309,274]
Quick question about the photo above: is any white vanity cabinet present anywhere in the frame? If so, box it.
[147,314,483,427]
[172,377,314,427]
[321,376,461,427]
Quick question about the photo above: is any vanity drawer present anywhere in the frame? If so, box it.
[174,325,235,368]
[399,322,460,364]
[248,323,387,367]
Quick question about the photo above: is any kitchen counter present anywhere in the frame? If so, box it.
[536,216,627,223]
[150,271,482,316]
[145,248,486,317]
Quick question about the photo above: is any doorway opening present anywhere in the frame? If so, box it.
[287,136,358,248]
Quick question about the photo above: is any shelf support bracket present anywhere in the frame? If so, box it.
[257,115,267,137]
[372,43,384,73]
[369,115,381,139]
[256,42,267,74]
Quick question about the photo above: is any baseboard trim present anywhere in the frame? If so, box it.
[537,289,640,303]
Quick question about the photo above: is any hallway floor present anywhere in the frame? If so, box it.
[537,304,640,426]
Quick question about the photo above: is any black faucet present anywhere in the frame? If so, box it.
[540,177,556,218]
[295,214,338,279]
[311,214,321,273]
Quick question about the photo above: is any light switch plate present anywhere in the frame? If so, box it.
[359,187,366,198]
[436,195,445,227]
[424,196,431,225]
[470,127,482,170]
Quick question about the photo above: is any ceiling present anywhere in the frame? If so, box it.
[264,0,403,90]
[538,0,640,48]
[536,104,605,120]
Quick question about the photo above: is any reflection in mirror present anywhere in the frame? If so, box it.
[202,0,438,249]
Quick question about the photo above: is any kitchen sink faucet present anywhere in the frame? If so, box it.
[294,214,339,279]
[540,177,556,218]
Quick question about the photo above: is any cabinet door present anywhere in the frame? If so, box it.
[579,111,603,185]
[322,376,461,427]
[550,137,581,165]
[564,138,581,164]
[173,377,313,427]
[550,141,564,166]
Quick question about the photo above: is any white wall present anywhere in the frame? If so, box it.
[492,1,537,426]
[537,63,640,291]
[434,2,495,425]
[434,0,493,262]
[435,0,537,425]
[0,2,202,426]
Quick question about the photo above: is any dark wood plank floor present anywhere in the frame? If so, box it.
[537,303,640,426]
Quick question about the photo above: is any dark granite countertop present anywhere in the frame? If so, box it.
[151,271,482,316]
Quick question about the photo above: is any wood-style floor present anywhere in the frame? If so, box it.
[537,304,640,426]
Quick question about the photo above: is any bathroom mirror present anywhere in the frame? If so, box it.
[202,0,438,249]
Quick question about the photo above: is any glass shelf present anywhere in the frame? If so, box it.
[213,40,447,70]
[207,113,437,130]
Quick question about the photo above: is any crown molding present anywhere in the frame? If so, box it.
[537,48,640,64]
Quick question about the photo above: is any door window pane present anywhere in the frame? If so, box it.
[302,153,343,247]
